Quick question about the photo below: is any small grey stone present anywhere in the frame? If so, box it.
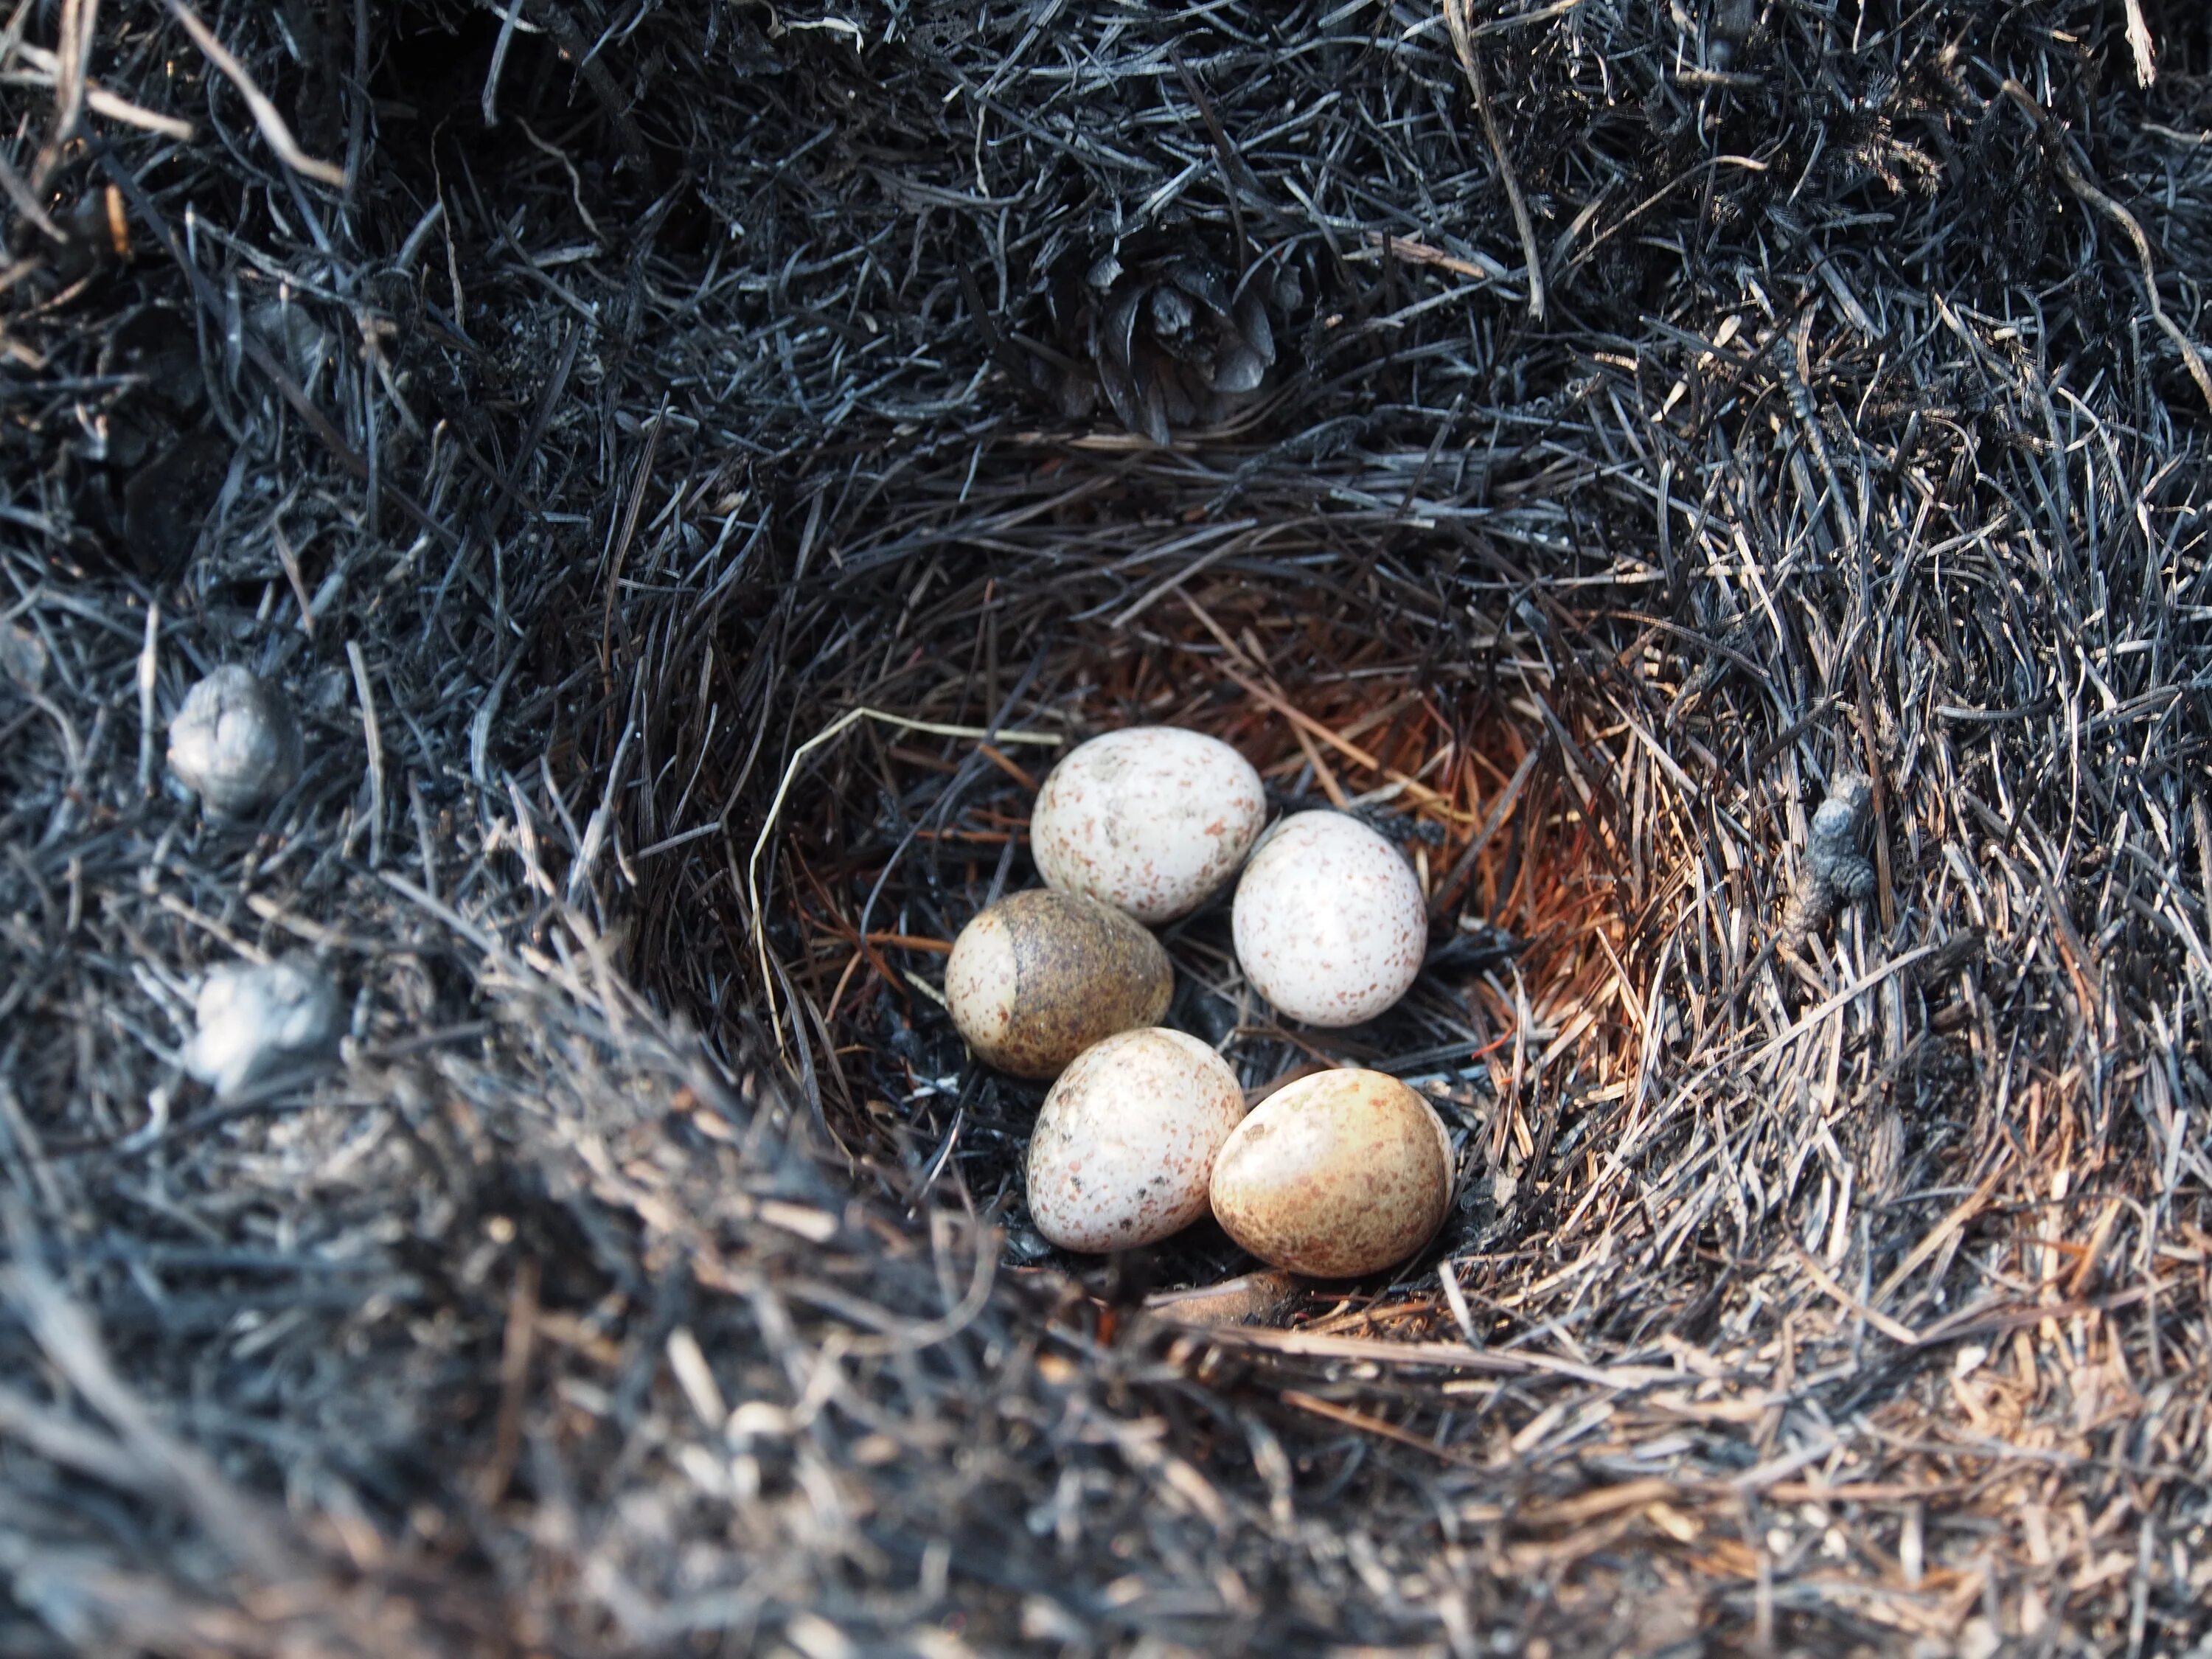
[1806,773,1874,869]
[181,959,341,1098]
[1781,771,1878,949]
[168,665,302,815]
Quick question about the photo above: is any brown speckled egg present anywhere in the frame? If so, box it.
[1208,1068,1453,1278]
[945,889,1172,1079]
[1026,1028,1246,1252]
[1032,727,1265,923]
[1231,810,1427,1026]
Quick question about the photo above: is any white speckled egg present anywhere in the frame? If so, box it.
[1208,1068,1453,1278]
[1231,811,1427,1026]
[1027,1028,1247,1253]
[1032,727,1266,924]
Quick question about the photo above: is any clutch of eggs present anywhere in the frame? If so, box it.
[1032,726,1266,923]
[936,726,1454,1270]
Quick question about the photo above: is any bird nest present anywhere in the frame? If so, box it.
[762,579,1630,1285]
[4,1,2211,1655]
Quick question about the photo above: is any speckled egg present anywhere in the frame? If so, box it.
[1031,727,1266,923]
[1208,1068,1453,1278]
[1027,1028,1247,1253]
[945,889,1173,1079]
[1231,810,1427,1026]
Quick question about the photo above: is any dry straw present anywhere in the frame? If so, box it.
[745,706,1062,1046]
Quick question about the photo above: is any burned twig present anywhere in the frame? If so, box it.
[2000,79,2212,416]
[1779,771,1877,955]
[1443,0,1547,322]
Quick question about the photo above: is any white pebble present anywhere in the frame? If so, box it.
[181,959,340,1098]
[168,665,302,815]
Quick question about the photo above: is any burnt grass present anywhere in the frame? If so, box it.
[4,1,2212,1655]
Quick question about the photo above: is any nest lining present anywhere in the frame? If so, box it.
[763,589,1635,1295]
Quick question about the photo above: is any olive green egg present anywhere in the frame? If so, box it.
[944,889,1173,1079]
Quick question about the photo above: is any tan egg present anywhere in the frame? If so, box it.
[1026,1028,1246,1252]
[1208,1068,1453,1278]
[945,889,1172,1079]
[1231,810,1427,1026]
[1032,726,1266,923]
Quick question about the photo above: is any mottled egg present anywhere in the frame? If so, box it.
[1026,1028,1246,1252]
[945,889,1172,1079]
[1208,1068,1453,1278]
[1032,726,1266,923]
[1231,810,1427,1026]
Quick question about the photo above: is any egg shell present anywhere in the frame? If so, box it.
[1026,1028,1246,1252]
[1032,726,1266,923]
[945,889,1173,1079]
[1208,1068,1453,1278]
[1231,811,1427,1026]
